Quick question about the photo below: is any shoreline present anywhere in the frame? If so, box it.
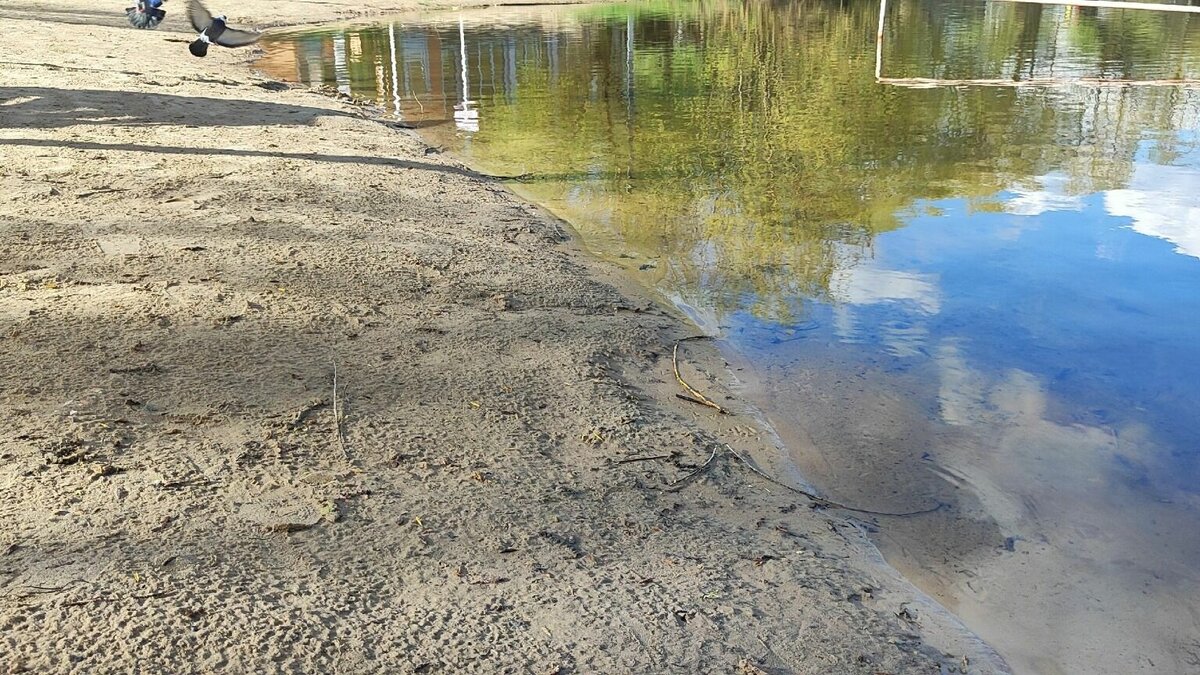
[1,0,1006,671]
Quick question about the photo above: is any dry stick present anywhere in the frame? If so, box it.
[756,636,793,673]
[332,360,349,460]
[6,579,88,598]
[723,444,943,518]
[61,590,177,607]
[667,446,719,491]
[75,187,128,199]
[615,454,674,464]
[672,343,728,414]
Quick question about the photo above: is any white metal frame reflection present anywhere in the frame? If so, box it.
[388,23,401,116]
[454,16,480,132]
[875,0,1200,89]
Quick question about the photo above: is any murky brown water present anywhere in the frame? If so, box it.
[260,3,1200,672]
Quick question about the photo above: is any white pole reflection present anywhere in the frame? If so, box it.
[388,23,401,116]
[625,13,634,111]
[875,0,887,80]
[454,16,479,133]
[332,33,351,96]
[305,40,323,85]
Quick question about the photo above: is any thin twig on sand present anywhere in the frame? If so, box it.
[614,453,674,465]
[332,360,349,460]
[752,636,792,673]
[674,393,709,407]
[672,343,728,414]
[61,590,177,607]
[5,579,87,599]
[723,444,942,517]
[667,446,719,491]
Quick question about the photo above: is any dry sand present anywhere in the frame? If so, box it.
[1,0,1009,672]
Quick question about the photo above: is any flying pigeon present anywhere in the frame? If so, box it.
[186,0,261,58]
[126,0,167,29]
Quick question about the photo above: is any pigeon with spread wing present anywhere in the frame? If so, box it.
[126,0,167,29]
[187,0,261,57]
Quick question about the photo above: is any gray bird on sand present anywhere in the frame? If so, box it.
[187,0,261,58]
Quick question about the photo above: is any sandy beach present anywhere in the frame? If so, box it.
[0,0,1008,671]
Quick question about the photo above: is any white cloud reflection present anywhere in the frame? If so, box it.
[1005,174,1085,216]
[829,265,941,314]
[829,257,941,356]
[1005,168,1200,260]
[1104,164,1200,260]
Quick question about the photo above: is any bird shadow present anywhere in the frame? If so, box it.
[0,86,351,128]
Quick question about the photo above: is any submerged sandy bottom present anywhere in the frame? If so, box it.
[0,0,1009,672]
[726,341,1200,675]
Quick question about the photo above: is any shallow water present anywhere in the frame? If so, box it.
[260,2,1200,672]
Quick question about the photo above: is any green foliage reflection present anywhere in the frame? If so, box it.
[261,0,1200,322]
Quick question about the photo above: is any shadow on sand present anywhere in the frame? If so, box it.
[0,86,350,128]
[0,2,138,28]
[0,137,498,177]
[0,86,519,176]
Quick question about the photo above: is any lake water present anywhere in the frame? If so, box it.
[259,2,1200,673]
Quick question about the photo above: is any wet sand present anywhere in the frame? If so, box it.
[0,0,1008,671]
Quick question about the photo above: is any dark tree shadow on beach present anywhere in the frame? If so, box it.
[0,2,135,28]
[0,87,516,178]
[0,137,502,178]
[0,86,351,128]
[0,85,453,129]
